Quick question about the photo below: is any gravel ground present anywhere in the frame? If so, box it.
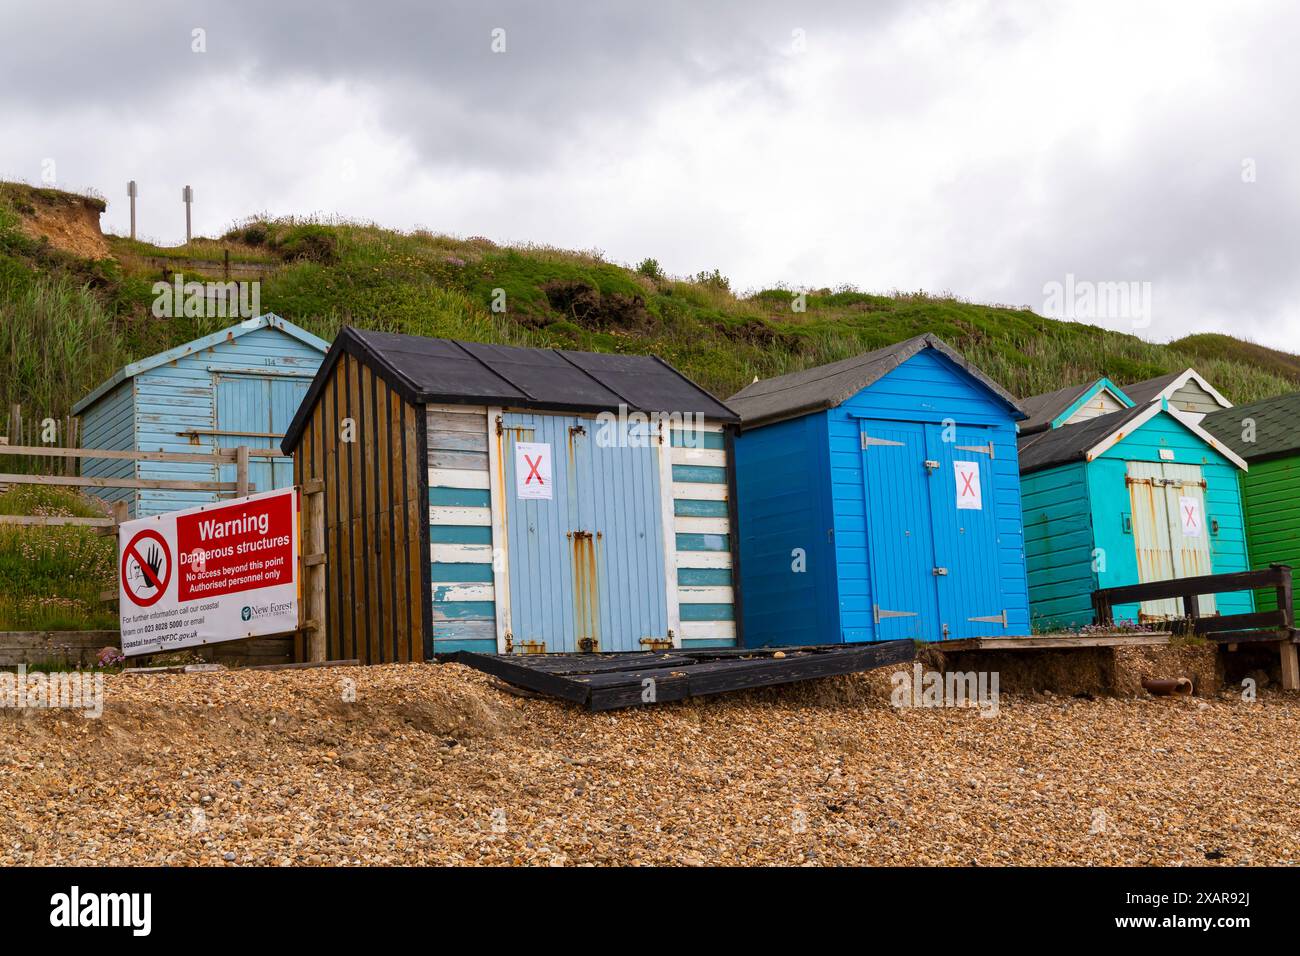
[1,662,1297,866]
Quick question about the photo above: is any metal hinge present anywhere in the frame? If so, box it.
[968,610,1008,626]
[861,432,906,450]
[956,441,995,459]
[495,415,503,437]
[873,604,918,624]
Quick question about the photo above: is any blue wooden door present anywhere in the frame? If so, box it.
[503,412,667,652]
[213,374,310,494]
[860,420,940,640]
[925,423,1005,637]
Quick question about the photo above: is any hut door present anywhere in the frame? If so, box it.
[502,412,668,653]
[860,421,940,640]
[1127,461,1215,619]
[925,424,1005,637]
[213,374,306,495]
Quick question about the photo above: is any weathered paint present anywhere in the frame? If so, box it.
[735,347,1030,645]
[500,411,669,653]
[426,405,497,654]
[1022,409,1252,629]
[75,316,327,518]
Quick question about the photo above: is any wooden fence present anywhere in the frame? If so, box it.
[1092,565,1298,690]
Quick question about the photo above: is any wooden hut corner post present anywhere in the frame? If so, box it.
[300,478,328,661]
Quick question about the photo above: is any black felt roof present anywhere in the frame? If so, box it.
[726,333,1025,429]
[1016,404,1150,474]
[282,327,738,452]
[1201,392,1300,463]
[1017,380,1100,436]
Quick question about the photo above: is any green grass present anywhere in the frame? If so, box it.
[2,182,1298,633]
[0,487,116,631]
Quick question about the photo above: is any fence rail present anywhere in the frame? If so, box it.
[0,442,267,525]
[1092,564,1297,689]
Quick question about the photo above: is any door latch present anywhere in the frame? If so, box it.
[932,567,948,576]
[924,460,940,472]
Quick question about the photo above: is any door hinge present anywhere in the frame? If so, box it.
[873,604,918,624]
[956,441,995,459]
[968,610,1008,626]
[494,415,503,437]
[862,432,906,450]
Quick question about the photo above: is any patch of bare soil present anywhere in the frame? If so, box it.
[17,196,110,259]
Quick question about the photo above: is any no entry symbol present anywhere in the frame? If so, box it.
[121,528,173,607]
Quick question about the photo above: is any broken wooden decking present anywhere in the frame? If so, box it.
[937,631,1170,652]
[441,641,915,711]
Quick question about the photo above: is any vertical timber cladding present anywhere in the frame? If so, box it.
[295,352,425,664]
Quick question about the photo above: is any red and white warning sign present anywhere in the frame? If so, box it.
[117,487,299,656]
[1179,495,1202,537]
[515,441,553,500]
[954,460,983,510]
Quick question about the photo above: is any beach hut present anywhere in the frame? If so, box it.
[1201,393,1300,618]
[727,334,1031,645]
[279,327,740,664]
[1121,368,1232,423]
[73,315,327,518]
[1018,398,1251,629]
[1017,377,1133,436]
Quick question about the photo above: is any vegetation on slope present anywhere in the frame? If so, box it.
[1,181,1299,629]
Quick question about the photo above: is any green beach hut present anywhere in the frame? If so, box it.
[1201,393,1300,618]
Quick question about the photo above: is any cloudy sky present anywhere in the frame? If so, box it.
[3,0,1297,349]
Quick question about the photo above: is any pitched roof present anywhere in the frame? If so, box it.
[1017,403,1247,475]
[1200,392,1300,463]
[726,333,1025,429]
[281,327,738,452]
[1016,377,1134,436]
[1122,368,1232,410]
[72,314,328,414]
[1120,370,1182,406]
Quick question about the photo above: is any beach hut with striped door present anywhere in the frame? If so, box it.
[728,334,1032,646]
[1202,393,1300,620]
[73,315,327,517]
[280,327,741,663]
[1018,394,1251,629]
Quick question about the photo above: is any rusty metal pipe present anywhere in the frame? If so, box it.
[1141,676,1193,696]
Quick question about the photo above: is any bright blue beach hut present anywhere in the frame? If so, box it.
[728,334,1032,646]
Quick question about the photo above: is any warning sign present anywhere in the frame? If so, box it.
[1179,495,1202,537]
[515,441,553,500]
[121,529,172,607]
[117,488,299,656]
[955,460,983,510]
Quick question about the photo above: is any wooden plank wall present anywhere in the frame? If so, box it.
[292,353,428,664]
